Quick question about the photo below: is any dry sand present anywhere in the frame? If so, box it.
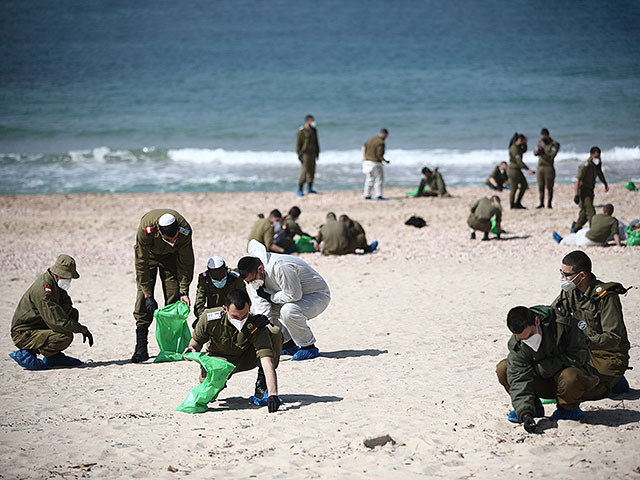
[1,184,639,479]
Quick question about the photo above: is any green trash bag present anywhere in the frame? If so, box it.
[295,235,317,253]
[175,352,236,413]
[153,301,192,363]
[627,225,640,246]
[540,397,557,405]
[623,181,638,191]
[490,217,506,234]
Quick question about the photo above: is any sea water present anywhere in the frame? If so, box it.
[1,0,638,194]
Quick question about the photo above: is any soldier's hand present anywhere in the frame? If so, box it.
[573,195,580,205]
[267,395,280,413]
[81,327,94,347]
[145,296,159,314]
[522,414,536,433]
[180,295,191,307]
[256,286,271,302]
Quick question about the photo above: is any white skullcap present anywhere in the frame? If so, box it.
[207,256,225,269]
[159,213,176,226]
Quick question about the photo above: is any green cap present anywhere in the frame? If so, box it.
[623,181,638,191]
[50,254,80,279]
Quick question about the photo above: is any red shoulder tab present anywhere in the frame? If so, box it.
[144,226,154,234]
[200,271,208,278]
[44,286,52,294]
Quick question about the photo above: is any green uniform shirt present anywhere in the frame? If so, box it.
[316,219,351,255]
[552,279,630,356]
[576,159,606,195]
[283,215,308,239]
[192,307,275,361]
[364,136,385,162]
[350,220,366,237]
[193,269,247,320]
[470,197,502,223]
[536,138,560,169]
[486,165,508,187]
[135,209,194,296]
[506,305,590,419]
[11,271,84,335]
[425,169,447,194]
[508,144,529,172]
[248,217,274,249]
[296,126,320,157]
[586,214,619,243]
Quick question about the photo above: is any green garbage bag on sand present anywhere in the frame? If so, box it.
[623,181,638,191]
[295,235,317,253]
[175,352,236,413]
[627,225,640,246]
[490,218,506,235]
[153,301,192,363]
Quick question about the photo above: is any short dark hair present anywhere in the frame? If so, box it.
[517,134,527,142]
[237,256,263,279]
[225,289,251,310]
[603,203,614,215]
[288,206,301,218]
[339,214,349,222]
[590,146,601,155]
[507,306,536,334]
[305,115,314,122]
[269,209,282,219]
[540,128,549,136]
[380,128,388,135]
[562,250,592,274]
[158,220,179,237]
[326,212,336,221]
[422,167,432,175]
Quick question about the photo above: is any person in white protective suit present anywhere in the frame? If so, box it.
[237,240,331,361]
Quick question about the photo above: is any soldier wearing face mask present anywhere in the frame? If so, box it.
[495,305,599,433]
[132,209,194,363]
[193,256,246,328]
[571,146,609,232]
[184,289,283,413]
[551,250,631,397]
[248,210,286,254]
[10,254,93,370]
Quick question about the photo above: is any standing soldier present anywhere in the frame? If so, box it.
[10,254,93,370]
[572,146,609,232]
[362,128,389,200]
[534,128,560,209]
[132,209,194,363]
[507,133,535,209]
[193,256,246,328]
[296,115,320,196]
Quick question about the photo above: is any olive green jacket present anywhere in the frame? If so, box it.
[364,136,385,162]
[486,165,508,187]
[296,126,320,157]
[193,269,247,320]
[425,169,447,194]
[536,138,560,169]
[576,159,606,195]
[586,214,619,243]
[470,197,501,222]
[135,209,194,296]
[248,217,274,249]
[506,305,591,419]
[284,215,309,239]
[508,144,529,171]
[11,271,84,335]
[316,219,352,255]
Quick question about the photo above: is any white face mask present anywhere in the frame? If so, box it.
[560,277,577,292]
[250,279,264,289]
[310,121,316,128]
[522,326,542,352]
[228,316,248,332]
[57,278,72,292]
[592,157,601,165]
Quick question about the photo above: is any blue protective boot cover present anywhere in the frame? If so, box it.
[552,406,585,421]
[507,405,545,423]
[42,353,84,368]
[291,346,320,361]
[9,350,47,371]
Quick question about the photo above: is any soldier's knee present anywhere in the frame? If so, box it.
[49,332,74,352]
[496,359,509,386]
[557,367,581,389]
[280,303,299,320]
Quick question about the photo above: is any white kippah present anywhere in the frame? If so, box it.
[207,256,225,269]
[159,213,176,227]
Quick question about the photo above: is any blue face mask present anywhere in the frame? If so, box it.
[212,275,227,289]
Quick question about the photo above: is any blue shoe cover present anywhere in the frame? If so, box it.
[9,350,46,371]
[570,222,576,234]
[281,345,300,356]
[552,406,585,421]
[296,190,304,197]
[291,347,320,361]
[552,231,563,244]
[368,240,378,253]
[42,353,84,368]
[612,375,630,394]
[507,406,545,423]
[250,389,283,406]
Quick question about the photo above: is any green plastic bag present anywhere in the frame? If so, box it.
[627,225,640,246]
[490,218,506,234]
[175,352,236,413]
[540,397,557,405]
[406,187,419,196]
[295,235,317,253]
[153,301,192,363]
[623,181,638,191]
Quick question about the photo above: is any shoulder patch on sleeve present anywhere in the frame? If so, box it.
[200,271,208,278]
[206,311,222,322]
[144,226,154,234]
[577,320,587,330]
[179,227,190,236]
[44,286,52,294]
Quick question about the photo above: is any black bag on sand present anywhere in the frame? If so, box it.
[405,216,427,228]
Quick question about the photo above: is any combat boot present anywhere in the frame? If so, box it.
[131,326,149,363]
[482,232,490,241]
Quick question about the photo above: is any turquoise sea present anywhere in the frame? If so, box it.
[1,0,639,194]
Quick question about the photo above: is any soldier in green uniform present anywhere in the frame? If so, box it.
[486,162,509,191]
[339,214,378,253]
[551,250,631,396]
[296,115,320,196]
[507,133,535,209]
[184,289,283,412]
[193,256,247,328]
[362,128,389,200]
[10,254,94,370]
[553,204,622,247]
[248,210,286,254]
[496,305,599,432]
[572,146,609,232]
[132,210,194,363]
[467,196,502,241]
[314,212,352,255]
[534,128,560,208]
[283,206,310,240]
[417,167,450,197]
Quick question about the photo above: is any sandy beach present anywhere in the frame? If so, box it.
[1,184,639,479]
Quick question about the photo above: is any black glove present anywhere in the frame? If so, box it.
[145,296,159,314]
[522,414,536,433]
[256,287,271,302]
[573,195,580,205]
[81,327,94,347]
[267,395,280,413]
